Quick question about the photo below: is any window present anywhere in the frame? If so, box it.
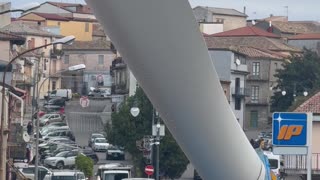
[44,39,47,49]
[52,81,56,90]
[250,111,258,128]
[57,22,61,26]
[251,86,259,103]
[252,62,260,76]
[98,55,104,65]
[43,60,47,71]
[216,18,224,23]
[85,22,89,32]
[64,55,69,64]
[27,38,35,49]
[234,54,246,64]
[235,98,241,110]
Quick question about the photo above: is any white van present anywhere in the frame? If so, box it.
[51,170,86,180]
[47,89,72,100]
[263,151,283,177]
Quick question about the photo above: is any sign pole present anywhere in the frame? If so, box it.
[307,113,313,180]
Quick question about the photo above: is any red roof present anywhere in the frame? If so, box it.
[48,2,92,14]
[295,91,320,113]
[288,33,320,40]
[32,12,69,21]
[209,26,280,38]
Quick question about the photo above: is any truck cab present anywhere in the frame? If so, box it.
[96,163,132,180]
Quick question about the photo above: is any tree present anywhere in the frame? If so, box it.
[106,87,189,178]
[75,154,94,178]
[271,49,320,112]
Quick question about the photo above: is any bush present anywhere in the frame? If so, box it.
[75,154,94,178]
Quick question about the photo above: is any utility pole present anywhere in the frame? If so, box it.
[31,59,39,130]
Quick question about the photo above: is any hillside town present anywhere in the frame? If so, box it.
[1,1,320,180]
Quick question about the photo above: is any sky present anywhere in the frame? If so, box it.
[5,0,320,21]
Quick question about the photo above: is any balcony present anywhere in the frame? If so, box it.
[111,57,127,70]
[113,83,129,95]
[246,97,269,105]
[231,87,250,97]
[284,153,320,175]
[13,72,32,85]
[247,74,269,81]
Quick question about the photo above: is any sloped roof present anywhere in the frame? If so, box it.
[228,46,285,59]
[24,12,69,21]
[196,6,247,17]
[294,91,320,113]
[270,21,320,34]
[210,26,280,38]
[0,21,61,38]
[263,16,288,22]
[47,1,92,14]
[288,33,320,40]
[0,31,25,41]
[204,36,301,52]
[92,24,106,37]
[62,39,111,50]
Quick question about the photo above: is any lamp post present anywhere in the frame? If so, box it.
[35,64,85,179]
[0,35,75,179]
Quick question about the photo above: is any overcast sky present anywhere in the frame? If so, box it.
[6,0,320,21]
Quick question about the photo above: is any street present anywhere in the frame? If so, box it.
[65,99,133,179]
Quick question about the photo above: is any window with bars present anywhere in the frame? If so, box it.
[252,62,260,76]
[251,86,259,103]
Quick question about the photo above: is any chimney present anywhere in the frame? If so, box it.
[243,6,246,14]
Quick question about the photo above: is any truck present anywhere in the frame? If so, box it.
[96,163,133,180]
[45,89,72,101]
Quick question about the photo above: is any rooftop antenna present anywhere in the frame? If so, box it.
[284,6,289,20]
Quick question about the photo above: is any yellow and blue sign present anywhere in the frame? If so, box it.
[273,113,307,146]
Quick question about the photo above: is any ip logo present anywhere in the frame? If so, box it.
[273,113,307,146]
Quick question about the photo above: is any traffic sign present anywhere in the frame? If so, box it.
[273,112,308,146]
[145,165,154,176]
[80,96,90,108]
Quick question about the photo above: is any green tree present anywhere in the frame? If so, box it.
[106,87,189,178]
[271,49,320,112]
[75,154,94,178]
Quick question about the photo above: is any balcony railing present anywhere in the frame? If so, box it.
[246,97,269,105]
[284,154,320,173]
[231,87,250,97]
[247,74,269,81]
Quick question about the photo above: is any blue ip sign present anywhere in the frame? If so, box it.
[273,112,308,146]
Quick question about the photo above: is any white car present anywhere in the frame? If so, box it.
[19,165,53,180]
[39,113,62,126]
[92,138,109,152]
[51,170,86,180]
[44,150,79,169]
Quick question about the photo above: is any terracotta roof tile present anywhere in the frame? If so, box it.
[288,33,320,40]
[270,21,320,34]
[31,12,69,21]
[209,26,280,38]
[229,46,285,59]
[196,6,247,17]
[204,36,301,52]
[48,1,92,14]
[295,91,320,113]
[62,39,111,50]
[0,31,25,41]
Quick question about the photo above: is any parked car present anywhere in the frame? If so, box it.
[51,170,86,180]
[39,113,63,126]
[40,126,70,137]
[19,165,53,180]
[44,98,66,107]
[45,89,72,101]
[81,148,99,164]
[92,138,109,152]
[44,150,80,169]
[42,129,75,141]
[88,133,105,147]
[41,122,68,131]
[106,145,125,160]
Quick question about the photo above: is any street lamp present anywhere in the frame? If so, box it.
[0,2,40,15]
[35,64,85,178]
[0,35,75,179]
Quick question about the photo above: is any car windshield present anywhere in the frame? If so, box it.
[108,146,118,150]
[92,134,104,138]
[55,151,68,157]
[95,138,107,143]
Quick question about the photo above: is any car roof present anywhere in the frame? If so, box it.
[52,170,84,175]
[95,137,106,140]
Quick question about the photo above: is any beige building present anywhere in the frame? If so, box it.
[193,6,247,31]
[1,21,63,99]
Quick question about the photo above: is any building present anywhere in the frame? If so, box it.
[0,2,11,28]
[208,48,249,128]
[61,39,115,94]
[18,11,96,41]
[205,27,299,129]
[0,21,64,99]
[288,33,320,54]
[255,21,320,38]
[193,6,247,31]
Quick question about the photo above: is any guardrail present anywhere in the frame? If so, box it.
[284,153,320,170]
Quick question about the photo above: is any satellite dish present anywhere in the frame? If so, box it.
[23,132,30,142]
[235,59,241,66]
